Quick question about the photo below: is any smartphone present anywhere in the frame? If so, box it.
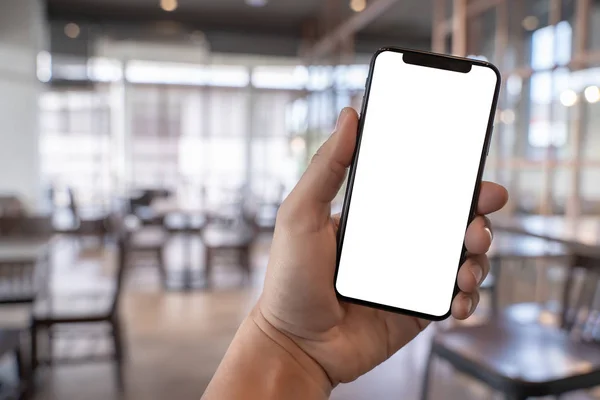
[334,47,501,321]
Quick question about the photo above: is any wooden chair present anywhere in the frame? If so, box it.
[0,217,53,305]
[202,207,258,287]
[0,329,25,400]
[249,182,283,233]
[0,262,38,305]
[30,236,128,391]
[127,225,169,287]
[421,254,600,400]
[480,233,571,317]
[56,188,108,242]
[128,189,170,226]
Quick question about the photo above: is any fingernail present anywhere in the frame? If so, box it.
[471,264,483,285]
[484,227,493,241]
[335,108,349,131]
[465,297,474,316]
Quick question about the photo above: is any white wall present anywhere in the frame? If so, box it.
[0,0,45,209]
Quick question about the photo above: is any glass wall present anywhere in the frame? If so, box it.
[441,0,600,217]
[39,88,112,209]
[39,58,369,208]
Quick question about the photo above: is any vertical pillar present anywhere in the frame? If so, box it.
[452,0,468,56]
[492,0,509,184]
[505,0,527,215]
[538,0,561,215]
[109,76,128,197]
[432,0,447,53]
[0,0,46,209]
[573,0,591,68]
[246,67,255,197]
[566,0,591,218]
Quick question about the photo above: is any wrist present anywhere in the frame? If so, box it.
[250,307,333,396]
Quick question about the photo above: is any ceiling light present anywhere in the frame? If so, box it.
[290,137,306,153]
[560,89,577,107]
[500,109,515,124]
[584,86,600,104]
[160,0,178,12]
[64,23,80,39]
[350,0,367,13]
[246,0,268,7]
[522,16,539,31]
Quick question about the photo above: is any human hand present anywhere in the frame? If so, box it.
[256,107,509,389]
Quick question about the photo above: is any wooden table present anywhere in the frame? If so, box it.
[491,215,600,259]
[0,240,49,264]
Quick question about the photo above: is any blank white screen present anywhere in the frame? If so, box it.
[335,51,498,318]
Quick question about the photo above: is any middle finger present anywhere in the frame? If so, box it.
[465,216,493,254]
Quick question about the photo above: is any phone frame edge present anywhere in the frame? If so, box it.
[333,46,502,322]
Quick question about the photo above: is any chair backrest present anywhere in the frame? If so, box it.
[0,196,25,217]
[129,192,152,211]
[110,234,129,316]
[487,233,572,311]
[559,255,600,342]
[0,261,37,304]
[67,187,79,217]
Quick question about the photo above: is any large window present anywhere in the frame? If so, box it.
[38,56,375,208]
[129,85,185,190]
[39,88,112,208]
[445,0,600,216]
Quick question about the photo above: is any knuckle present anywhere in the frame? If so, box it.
[276,200,295,225]
[310,146,324,165]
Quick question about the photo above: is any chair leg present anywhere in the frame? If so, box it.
[239,247,251,285]
[489,258,500,316]
[204,248,212,288]
[111,317,125,391]
[14,347,30,400]
[30,323,38,372]
[47,327,54,366]
[14,347,24,382]
[157,247,168,288]
[420,349,435,400]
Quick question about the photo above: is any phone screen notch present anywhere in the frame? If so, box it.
[402,52,472,74]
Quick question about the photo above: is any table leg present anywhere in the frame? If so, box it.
[182,231,193,291]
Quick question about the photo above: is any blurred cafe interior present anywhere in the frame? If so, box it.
[3,0,600,399]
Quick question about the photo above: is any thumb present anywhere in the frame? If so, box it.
[283,108,358,225]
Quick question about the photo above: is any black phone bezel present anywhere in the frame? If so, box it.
[333,46,502,321]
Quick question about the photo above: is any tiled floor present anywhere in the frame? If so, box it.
[0,234,597,399]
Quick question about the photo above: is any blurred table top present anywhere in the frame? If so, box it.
[491,215,600,257]
[151,198,205,215]
[202,224,255,247]
[0,238,50,263]
[488,233,569,259]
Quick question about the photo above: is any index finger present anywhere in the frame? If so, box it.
[477,182,508,215]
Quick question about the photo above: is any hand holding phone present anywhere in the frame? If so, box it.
[335,47,501,320]
[205,48,509,400]
[253,103,507,388]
